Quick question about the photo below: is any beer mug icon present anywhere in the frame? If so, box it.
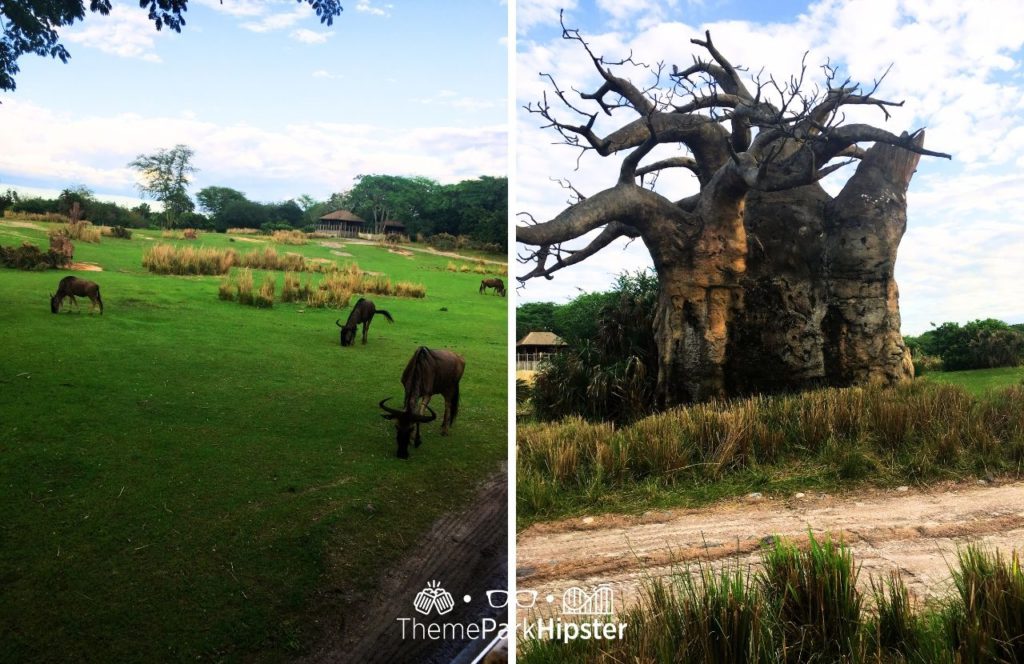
[413,580,455,616]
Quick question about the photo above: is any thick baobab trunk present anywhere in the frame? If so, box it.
[821,135,922,386]
[651,163,750,405]
[721,136,923,400]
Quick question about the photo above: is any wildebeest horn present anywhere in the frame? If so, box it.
[336,319,344,328]
[412,405,437,424]
[378,397,404,416]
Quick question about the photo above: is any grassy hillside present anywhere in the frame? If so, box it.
[920,365,1024,395]
[0,221,507,661]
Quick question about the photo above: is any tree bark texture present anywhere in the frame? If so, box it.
[670,134,924,403]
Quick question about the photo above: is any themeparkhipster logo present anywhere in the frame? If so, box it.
[396,580,628,644]
[397,580,508,642]
[518,584,629,644]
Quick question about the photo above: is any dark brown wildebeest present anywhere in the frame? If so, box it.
[379,346,466,459]
[336,297,393,346]
[479,278,505,296]
[50,276,103,314]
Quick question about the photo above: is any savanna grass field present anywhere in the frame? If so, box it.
[0,219,507,661]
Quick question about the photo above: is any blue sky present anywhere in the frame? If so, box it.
[1,0,507,206]
[515,0,1024,334]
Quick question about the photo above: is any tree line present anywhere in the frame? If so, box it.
[2,168,506,251]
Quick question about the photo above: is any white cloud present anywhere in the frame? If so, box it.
[241,5,311,32]
[291,28,332,43]
[312,69,343,79]
[191,0,267,18]
[61,6,165,62]
[0,100,506,203]
[355,1,393,18]
[517,0,575,34]
[415,90,502,113]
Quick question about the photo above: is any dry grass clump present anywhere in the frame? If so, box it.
[306,272,353,308]
[218,269,272,307]
[237,246,307,272]
[281,272,314,303]
[394,281,426,298]
[100,225,132,239]
[63,221,101,243]
[446,259,508,276]
[322,263,426,298]
[143,243,237,275]
[234,269,255,305]
[226,227,260,235]
[518,381,1024,513]
[1,211,66,223]
[217,277,234,301]
[144,244,330,275]
[255,273,275,308]
[271,230,308,245]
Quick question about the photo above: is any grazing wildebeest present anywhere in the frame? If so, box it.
[336,297,393,346]
[479,278,505,296]
[50,276,103,314]
[379,346,466,459]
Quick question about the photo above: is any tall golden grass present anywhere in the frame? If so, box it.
[271,230,308,245]
[143,244,238,275]
[518,382,1024,510]
[446,259,508,276]
[63,221,101,243]
[143,244,329,275]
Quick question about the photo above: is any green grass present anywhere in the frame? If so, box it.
[518,381,1024,526]
[519,539,1024,664]
[920,365,1024,396]
[0,221,507,661]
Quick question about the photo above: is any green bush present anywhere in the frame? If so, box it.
[907,319,1024,371]
[0,242,67,270]
[530,271,659,424]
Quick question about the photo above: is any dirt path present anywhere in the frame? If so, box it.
[303,469,508,664]
[517,481,1024,613]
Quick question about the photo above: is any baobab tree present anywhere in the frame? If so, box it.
[517,17,951,407]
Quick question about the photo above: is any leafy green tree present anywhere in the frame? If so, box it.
[270,200,303,227]
[913,319,1024,371]
[57,184,94,218]
[0,188,20,215]
[196,186,249,231]
[220,199,269,230]
[345,174,438,235]
[128,144,197,228]
[516,301,559,340]
[1,0,342,91]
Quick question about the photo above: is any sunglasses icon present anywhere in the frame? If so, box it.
[486,590,539,608]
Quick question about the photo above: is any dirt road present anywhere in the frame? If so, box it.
[304,470,508,664]
[517,481,1024,613]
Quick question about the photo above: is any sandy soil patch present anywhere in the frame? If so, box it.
[320,241,346,249]
[330,250,353,257]
[518,481,1024,615]
[0,220,46,230]
[69,262,103,271]
[388,248,414,257]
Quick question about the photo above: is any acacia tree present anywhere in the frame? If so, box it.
[517,19,951,407]
[128,144,197,228]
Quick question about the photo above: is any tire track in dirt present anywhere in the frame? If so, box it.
[517,481,1024,614]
